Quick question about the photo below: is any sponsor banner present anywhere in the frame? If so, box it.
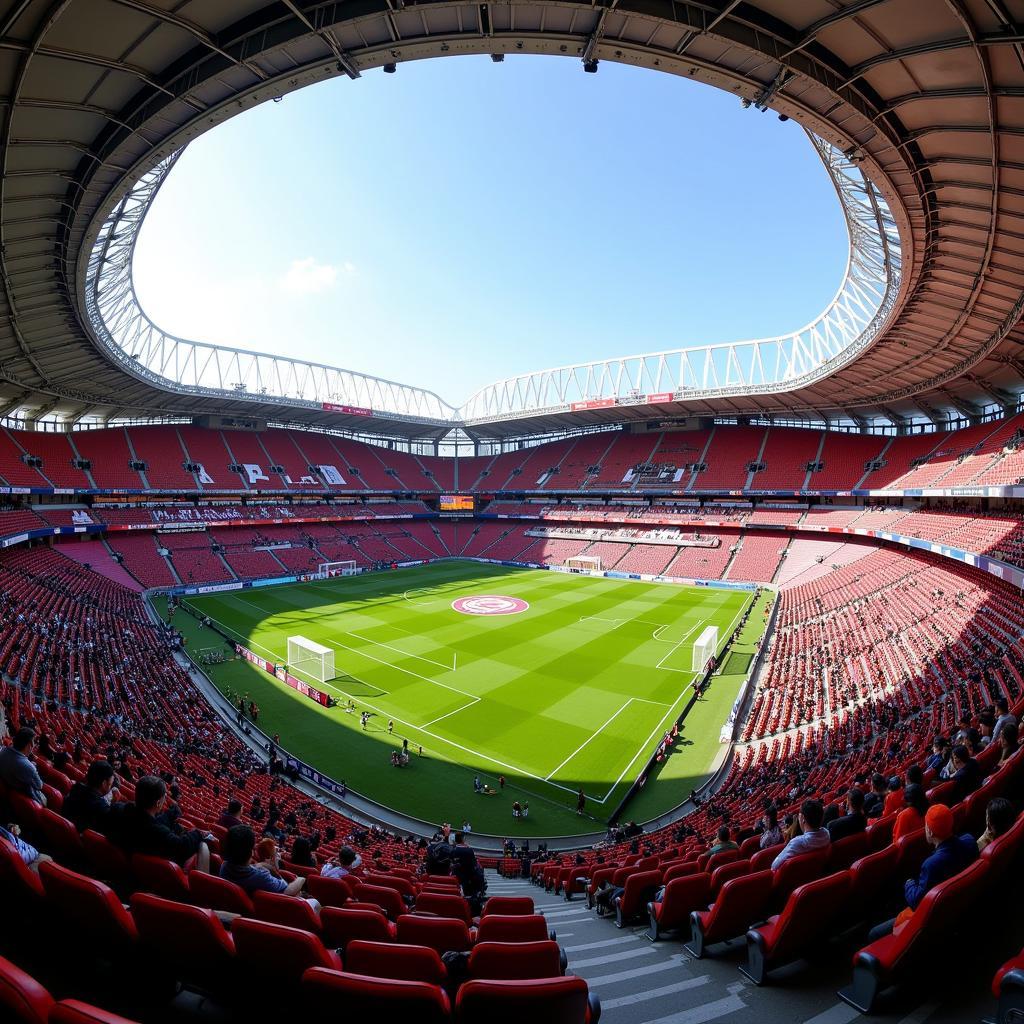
[193,581,244,595]
[236,645,270,673]
[570,397,615,411]
[396,560,425,568]
[646,392,675,404]
[253,574,297,587]
[322,402,372,417]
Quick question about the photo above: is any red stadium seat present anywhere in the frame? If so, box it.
[353,882,406,920]
[130,855,190,902]
[455,976,599,1024]
[468,941,564,980]
[49,1002,140,1024]
[647,873,711,941]
[130,892,235,991]
[0,955,53,1024]
[34,809,83,867]
[81,831,130,883]
[416,890,474,925]
[482,896,534,917]
[302,967,450,1024]
[39,862,139,950]
[251,889,322,933]
[686,870,774,958]
[344,940,447,984]
[613,869,661,927]
[187,871,255,916]
[396,913,475,953]
[477,915,554,944]
[743,870,852,984]
[305,873,352,908]
[320,907,396,949]
[231,918,340,992]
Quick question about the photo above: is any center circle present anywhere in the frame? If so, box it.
[451,595,530,616]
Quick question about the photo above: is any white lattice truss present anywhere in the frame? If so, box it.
[85,134,900,431]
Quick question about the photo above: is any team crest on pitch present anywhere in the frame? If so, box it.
[451,595,529,616]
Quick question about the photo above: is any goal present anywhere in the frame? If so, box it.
[317,560,358,579]
[564,555,601,573]
[287,635,335,683]
[692,625,719,674]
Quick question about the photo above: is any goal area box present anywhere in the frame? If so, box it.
[288,635,335,683]
[317,560,358,579]
[693,625,719,674]
[564,555,601,573]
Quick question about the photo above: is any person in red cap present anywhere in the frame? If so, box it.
[866,803,977,941]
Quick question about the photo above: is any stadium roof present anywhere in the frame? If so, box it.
[2,0,1024,443]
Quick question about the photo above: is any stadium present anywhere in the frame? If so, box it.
[2,1,1024,1023]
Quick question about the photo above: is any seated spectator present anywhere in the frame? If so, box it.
[905,765,924,788]
[0,823,52,874]
[992,697,1018,744]
[220,824,306,896]
[262,816,285,842]
[254,837,280,873]
[291,835,317,869]
[863,773,887,819]
[759,806,783,849]
[925,737,949,774]
[771,799,830,870]
[62,760,119,833]
[107,775,211,872]
[867,804,976,941]
[827,788,867,843]
[882,776,904,817]
[707,825,738,857]
[977,797,1017,853]
[892,783,929,842]
[0,728,46,805]
[320,845,361,879]
[216,799,243,830]
[998,722,1019,764]
[949,744,983,799]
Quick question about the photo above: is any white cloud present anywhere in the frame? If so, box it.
[279,257,341,294]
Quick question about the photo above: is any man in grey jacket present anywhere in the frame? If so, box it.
[0,728,46,805]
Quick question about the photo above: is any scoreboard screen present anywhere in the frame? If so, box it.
[440,494,474,512]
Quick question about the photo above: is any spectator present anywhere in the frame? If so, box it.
[0,728,46,805]
[291,835,317,869]
[892,783,929,842]
[882,776,904,817]
[863,773,887,819]
[220,825,306,896]
[217,799,243,830]
[62,760,119,833]
[867,804,976,941]
[759,807,783,849]
[998,722,1019,764]
[771,799,830,870]
[321,846,361,879]
[925,737,949,774]
[254,838,280,873]
[0,822,52,874]
[827,788,867,843]
[262,816,285,842]
[977,797,1017,853]
[107,775,211,872]
[949,744,983,799]
[992,698,1018,744]
[708,825,738,857]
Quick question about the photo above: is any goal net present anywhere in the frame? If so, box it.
[288,635,335,683]
[692,625,719,674]
[565,555,601,573]
[317,560,358,579]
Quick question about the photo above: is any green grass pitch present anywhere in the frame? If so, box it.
[178,561,759,837]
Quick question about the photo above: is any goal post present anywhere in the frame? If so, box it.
[692,625,719,674]
[565,555,601,573]
[287,635,335,683]
[317,560,358,579]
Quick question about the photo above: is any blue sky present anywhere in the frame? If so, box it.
[134,55,847,407]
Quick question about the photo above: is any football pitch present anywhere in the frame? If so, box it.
[182,561,759,836]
